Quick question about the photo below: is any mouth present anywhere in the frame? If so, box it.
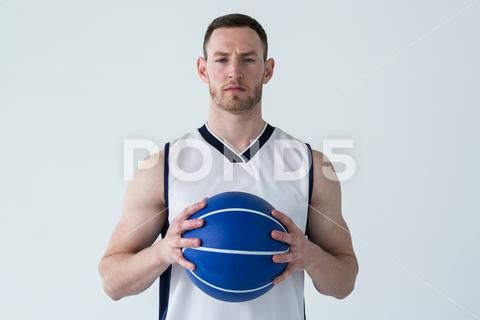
[224,86,246,92]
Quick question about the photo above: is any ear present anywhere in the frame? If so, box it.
[262,58,275,84]
[197,56,209,84]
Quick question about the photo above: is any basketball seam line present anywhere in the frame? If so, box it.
[187,269,274,294]
[183,247,289,255]
[196,208,287,232]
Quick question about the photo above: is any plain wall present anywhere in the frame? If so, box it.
[1,0,479,319]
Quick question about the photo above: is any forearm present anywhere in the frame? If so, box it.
[305,240,358,299]
[99,240,169,300]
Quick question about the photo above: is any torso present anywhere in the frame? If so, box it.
[159,122,312,320]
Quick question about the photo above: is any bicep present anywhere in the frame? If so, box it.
[103,152,167,257]
[306,150,355,257]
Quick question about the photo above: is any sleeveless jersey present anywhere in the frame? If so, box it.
[159,122,313,320]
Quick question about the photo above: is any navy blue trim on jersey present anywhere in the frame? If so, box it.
[242,124,275,161]
[159,142,172,320]
[306,143,314,206]
[163,142,170,216]
[198,123,275,163]
[304,143,314,320]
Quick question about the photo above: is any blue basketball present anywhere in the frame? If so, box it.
[182,191,289,302]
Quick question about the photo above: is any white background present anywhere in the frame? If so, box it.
[1,0,479,319]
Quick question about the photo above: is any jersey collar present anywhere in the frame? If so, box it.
[198,122,275,163]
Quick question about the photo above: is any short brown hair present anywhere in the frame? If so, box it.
[203,13,268,61]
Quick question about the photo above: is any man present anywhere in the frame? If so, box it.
[99,13,358,320]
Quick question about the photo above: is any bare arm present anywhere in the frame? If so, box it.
[305,149,359,299]
[270,149,358,299]
[98,152,168,300]
[98,152,206,300]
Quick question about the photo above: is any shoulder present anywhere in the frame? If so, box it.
[132,149,166,205]
[310,148,341,207]
[138,150,164,170]
[311,149,336,174]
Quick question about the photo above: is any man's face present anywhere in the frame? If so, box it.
[198,27,274,114]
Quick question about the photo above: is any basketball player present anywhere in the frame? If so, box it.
[99,13,358,320]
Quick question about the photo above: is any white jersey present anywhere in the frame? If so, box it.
[159,122,313,320]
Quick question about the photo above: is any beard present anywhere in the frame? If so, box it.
[209,81,263,114]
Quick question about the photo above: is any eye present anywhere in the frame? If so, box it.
[215,58,227,63]
[243,58,255,63]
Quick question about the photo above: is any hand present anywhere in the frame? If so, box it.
[157,198,207,271]
[271,209,313,285]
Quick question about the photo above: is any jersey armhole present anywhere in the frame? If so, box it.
[306,143,314,206]
[159,142,171,320]
[304,144,312,320]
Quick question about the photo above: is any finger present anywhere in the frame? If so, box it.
[272,210,301,233]
[180,218,204,233]
[174,248,196,271]
[272,209,293,228]
[272,265,293,285]
[272,252,295,264]
[178,198,208,221]
[179,199,207,220]
[271,230,293,244]
[169,218,204,237]
[174,237,201,248]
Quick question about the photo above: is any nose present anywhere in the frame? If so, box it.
[227,61,243,80]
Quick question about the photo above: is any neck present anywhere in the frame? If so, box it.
[207,101,266,153]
